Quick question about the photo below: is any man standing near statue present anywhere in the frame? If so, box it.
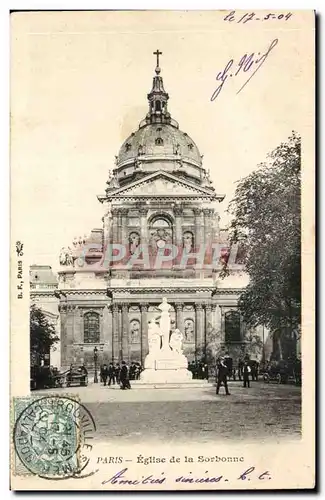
[216,357,231,396]
[120,361,131,390]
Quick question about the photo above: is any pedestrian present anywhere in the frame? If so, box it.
[224,353,233,379]
[129,362,136,381]
[108,362,116,386]
[216,357,231,396]
[203,363,209,381]
[120,361,131,390]
[251,360,259,381]
[100,363,109,386]
[243,361,251,388]
[135,362,141,380]
[115,363,120,384]
[238,358,244,381]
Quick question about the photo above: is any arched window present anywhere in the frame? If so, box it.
[149,216,173,251]
[155,100,161,112]
[84,312,100,344]
[155,137,164,146]
[151,218,170,228]
[225,311,241,342]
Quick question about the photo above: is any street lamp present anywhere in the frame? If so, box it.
[93,346,98,384]
[262,325,266,364]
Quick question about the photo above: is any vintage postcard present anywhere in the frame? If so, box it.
[10,10,315,490]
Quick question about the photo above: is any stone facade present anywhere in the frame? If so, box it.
[30,55,271,369]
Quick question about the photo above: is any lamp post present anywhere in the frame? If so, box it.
[93,346,98,384]
[262,325,266,365]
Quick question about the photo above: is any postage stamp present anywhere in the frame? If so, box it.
[12,395,96,479]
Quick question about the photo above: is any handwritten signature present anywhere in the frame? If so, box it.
[102,466,271,486]
[210,38,278,101]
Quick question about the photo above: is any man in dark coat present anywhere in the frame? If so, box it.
[237,358,244,381]
[250,360,259,381]
[120,361,131,390]
[216,357,231,395]
[243,361,251,388]
[108,363,116,386]
[115,363,120,384]
[100,364,109,386]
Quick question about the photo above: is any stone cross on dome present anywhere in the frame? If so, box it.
[153,49,162,74]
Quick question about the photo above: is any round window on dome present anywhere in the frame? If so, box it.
[155,137,164,146]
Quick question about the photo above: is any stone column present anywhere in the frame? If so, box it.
[211,304,217,329]
[203,209,213,255]
[59,304,68,369]
[204,304,212,362]
[195,303,204,361]
[102,304,112,357]
[118,305,122,361]
[140,303,148,365]
[174,206,183,247]
[66,304,75,364]
[111,208,119,245]
[220,306,225,343]
[103,207,112,247]
[213,212,220,241]
[120,208,128,248]
[194,208,204,249]
[112,304,119,363]
[122,303,129,362]
[175,303,184,332]
[117,210,123,244]
[139,208,148,245]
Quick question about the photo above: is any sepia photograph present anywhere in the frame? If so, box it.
[10,10,314,490]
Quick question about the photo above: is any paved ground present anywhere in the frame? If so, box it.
[35,381,301,444]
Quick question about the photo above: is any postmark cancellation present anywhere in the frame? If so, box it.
[12,395,96,479]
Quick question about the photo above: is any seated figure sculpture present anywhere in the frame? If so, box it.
[140,298,192,383]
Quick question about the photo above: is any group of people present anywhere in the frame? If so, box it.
[215,355,255,395]
[100,361,143,390]
[188,361,209,380]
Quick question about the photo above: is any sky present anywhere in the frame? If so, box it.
[10,10,314,272]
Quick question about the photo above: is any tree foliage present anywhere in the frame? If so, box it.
[222,132,301,335]
[30,304,59,361]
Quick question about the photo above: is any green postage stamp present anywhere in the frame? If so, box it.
[12,395,95,479]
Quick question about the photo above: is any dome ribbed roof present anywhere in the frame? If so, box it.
[117,123,202,166]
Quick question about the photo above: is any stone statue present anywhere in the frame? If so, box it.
[174,143,181,155]
[107,170,119,189]
[59,247,67,265]
[147,319,162,354]
[66,247,74,266]
[184,319,194,342]
[129,232,140,254]
[183,232,194,253]
[169,329,183,354]
[130,319,140,344]
[158,298,172,350]
[140,297,193,383]
[59,247,74,266]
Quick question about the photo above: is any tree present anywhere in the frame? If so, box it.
[221,132,301,357]
[30,304,59,364]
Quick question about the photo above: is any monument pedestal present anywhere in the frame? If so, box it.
[141,346,193,383]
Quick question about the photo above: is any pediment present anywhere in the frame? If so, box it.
[104,171,219,199]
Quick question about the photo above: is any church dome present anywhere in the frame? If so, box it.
[117,123,202,167]
[107,51,212,191]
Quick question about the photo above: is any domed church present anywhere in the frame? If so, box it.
[31,51,269,370]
